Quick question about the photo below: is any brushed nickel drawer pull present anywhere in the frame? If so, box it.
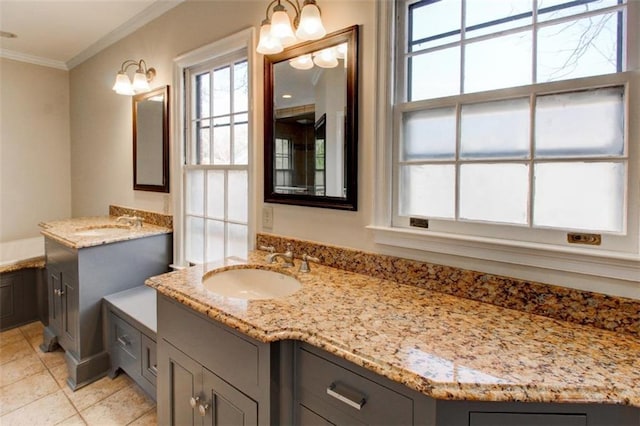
[117,336,129,346]
[326,383,366,410]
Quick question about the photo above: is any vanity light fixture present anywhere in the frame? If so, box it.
[112,59,156,96]
[256,0,327,55]
[313,47,338,68]
[289,54,314,70]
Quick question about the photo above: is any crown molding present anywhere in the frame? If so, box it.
[66,0,184,69]
[0,48,68,70]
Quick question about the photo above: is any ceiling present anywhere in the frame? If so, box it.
[0,0,183,70]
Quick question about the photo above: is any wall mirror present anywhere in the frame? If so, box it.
[264,25,358,210]
[133,85,170,192]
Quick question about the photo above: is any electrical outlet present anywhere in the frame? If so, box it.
[262,206,274,229]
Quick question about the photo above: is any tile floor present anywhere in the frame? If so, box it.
[0,321,156,426]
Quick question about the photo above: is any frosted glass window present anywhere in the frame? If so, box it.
[228,224,248,259]
[196,72,210,118]
[537,12,620,82]
[466,0,532,38]
[186,217,204,264]
[460,164,529,224]
[464,32,532,93]
[409,48,460,101]
[186,170,204,216]
[234,113,248,165]
[234,61,248,113]
[213,66,230,116]
[213,116,231,165]
[227,171,248,223]
[409,0,461,51]
[206,171,224,220]
[460,98,530,159]
[399,165,455,219]
[402,108,456,160]
[534,162,624,232]
[206,220,225,262]
[535,87,624,157]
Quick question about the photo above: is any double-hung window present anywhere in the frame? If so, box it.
[183,51,249,264]
[389,0,638,271]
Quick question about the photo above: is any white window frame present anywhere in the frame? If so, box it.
[370,1,640,283]
[171,28,257,267]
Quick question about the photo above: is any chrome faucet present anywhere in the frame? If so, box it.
[116,215,143,229]
[265,243,295,268]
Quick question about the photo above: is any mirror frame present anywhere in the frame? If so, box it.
[264,25,359,210]
[133,85,170,193]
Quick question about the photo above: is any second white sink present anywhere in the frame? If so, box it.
[202,267,301,300]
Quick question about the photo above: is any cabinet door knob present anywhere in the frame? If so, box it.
[54,289,65,296]
[189,396,199,408]
[198,403,209,417]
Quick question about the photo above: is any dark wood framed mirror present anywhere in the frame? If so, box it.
[264,25,358,210]
[133,85,170,193]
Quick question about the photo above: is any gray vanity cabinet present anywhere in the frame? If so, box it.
[41,234,172,390]
[157,295,278,426]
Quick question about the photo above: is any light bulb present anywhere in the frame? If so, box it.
[270,7,297,47]
[257,22,283,54]
[289,54,314,70]
[296,1,326,41]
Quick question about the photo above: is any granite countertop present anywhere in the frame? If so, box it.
[145,251,640,408]
[40,216,172,249]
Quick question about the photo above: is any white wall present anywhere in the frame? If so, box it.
[67,1,638,299]
[0,58,71,241]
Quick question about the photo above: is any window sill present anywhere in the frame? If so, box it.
[368,225,640,282]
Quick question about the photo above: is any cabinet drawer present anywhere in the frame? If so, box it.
[141,333,157,386]
[297,346,413,425]
[110,312,141,375]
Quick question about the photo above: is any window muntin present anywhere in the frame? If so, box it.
[395,0,630,242]
[185,54,249,264]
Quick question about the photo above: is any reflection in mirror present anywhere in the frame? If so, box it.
[133,85,169,192]
[265,26,358,210]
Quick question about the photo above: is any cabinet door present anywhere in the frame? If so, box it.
[47,268,63,334]
[298,403,336,426]
[58,271,78,351]
[202,368,258,426]
[162,343,202,426]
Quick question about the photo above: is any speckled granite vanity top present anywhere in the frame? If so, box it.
[146,252,640,408]
[40,216,172,249]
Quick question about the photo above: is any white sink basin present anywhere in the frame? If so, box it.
[73,225,131,238]
[202,268,301,300]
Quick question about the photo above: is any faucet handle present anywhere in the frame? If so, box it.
[298,254,320,273]
[259,245,275,253]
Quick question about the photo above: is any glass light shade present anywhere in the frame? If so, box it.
[257,23,283,54]
[289,54,314,70]
[132,71,151,93]
[270,9,297,46]
[313,48,338,68]
[112,72,134,95]
[335,43,348,59]
[296,2,326,41]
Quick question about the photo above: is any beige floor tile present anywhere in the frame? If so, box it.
[50,363,70,388]
[63,373,133,412]
[36,346,67,368]
[0,369,59,416]
[0,339,34,366]
[26,331,44,352]
[0,351,46,387]
[0,328,25,348]
[128,407,157,426]
[55,413,87,426]
[0,390,77,426]
[18,321,43,340]
[80,384,155,426]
